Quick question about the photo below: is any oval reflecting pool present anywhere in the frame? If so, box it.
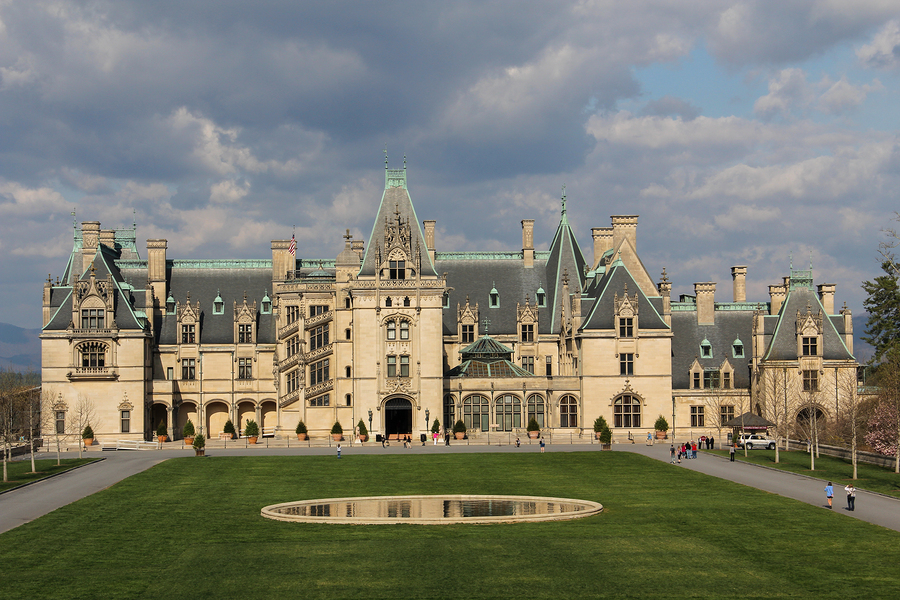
[261,495,603,525]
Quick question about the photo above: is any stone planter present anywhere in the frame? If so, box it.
[358,435,368,442]
[184,436,194,446]
[157,435,167,443]
[528,431,540,440]
[195,449,205,456]
[601,443,612,450]
[655,431,667,440]
[297,433,307,441]
[332,434,343,442]
[248,436,258,444]
[83,437,93,447]
[455,432,465,440]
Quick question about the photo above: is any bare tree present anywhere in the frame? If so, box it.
[0,377,33,483]
[70,395,98,460]
[758,367,790,463]
[834,368,863,479]
[794,386,825,471]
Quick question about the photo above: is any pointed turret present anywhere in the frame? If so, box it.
[545,187,588,333]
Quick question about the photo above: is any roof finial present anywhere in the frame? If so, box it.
[403,154,407,170]
[482,318,491,335]
[660,267,669,283]
[72,208,77,239]
[790,251,793,270]
[809,251,813,271]
[384,145,388,170]
[561,184,567,214]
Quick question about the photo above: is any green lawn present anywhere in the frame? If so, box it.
[0,458,99,493]
[1,452,899,599]
[707,448,900,497]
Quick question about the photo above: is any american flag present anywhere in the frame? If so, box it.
[288,234,296,257]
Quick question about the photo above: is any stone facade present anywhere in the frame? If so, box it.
[41,166,858,444]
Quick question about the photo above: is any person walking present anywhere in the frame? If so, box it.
[691,441,697,459]
[825,482,834,509]
[670,444,676,464]
[515,437,521,448]
[845,483,856,511]
[729,443,736,462]
[647,431,653,446]
[337,444,342,459]
[539,437,545,453]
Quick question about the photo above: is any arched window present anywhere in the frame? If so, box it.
[463,394,490,431]
[443,394,456,431]
[495,394,522,431]
[80,342,107,368]
[527,394,545,427]
[387,321,396,340]
[385,297,392,307]
[614,395,641,428]
[400,321,409,340]
[403,296,410,307]
[559,395,578,428]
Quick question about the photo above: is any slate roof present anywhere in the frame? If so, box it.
[580,258,668,332]
[723,412,775,428]
[446,335,535,378]
[545,206,588,333]
[670,309,754,390]
[762,285,854,361]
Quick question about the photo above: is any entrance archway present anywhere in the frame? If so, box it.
[794,406,827,441]
[176,402,197,439]
[384,397,413,437]
[150,404,168,439]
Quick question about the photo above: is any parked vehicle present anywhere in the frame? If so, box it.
[737,433,776,450]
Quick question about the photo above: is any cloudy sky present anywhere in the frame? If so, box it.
[3,1,899,359]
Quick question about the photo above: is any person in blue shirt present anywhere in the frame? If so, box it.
[824,482,833,509]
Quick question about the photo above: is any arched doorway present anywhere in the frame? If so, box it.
[176,402,197,440]
[794,406,827,441]
[206,401,230,436]
[237,400,256,433]
[384,397,412,437]
[261,401,277,434]
[150,403,168,439]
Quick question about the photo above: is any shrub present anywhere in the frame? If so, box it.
[295,420,307,435]
[357,419,368,437]
[331,421,343,435]
[82,424,94,439]
[654,415,669,432]
[243,419,259,437]
[431,419,440,434]
[600,423,612,444]
[452,419,466,434]
[593,416,609,433]
[182,419,195,438]
[527,417,541,432]
[224,419,236,436]
[192,433,205,450]
[156,420,167,437]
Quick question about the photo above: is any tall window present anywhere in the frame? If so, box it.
[81,308,105,329]
[80,342,106,368]
[527,394,545,427]
[693,372,701,389]
[462,324,474,344]
[389,260,405,280]
[399,355,410,377]
[522,356,534,374]
[287,335,301,357]
[121,410,130,433]
[55,411,66,434]
[614,395,641,428]
[386,355,397,377]
[310,325,329,350]
[400,321,409,340]
[620,353,634,376]
[803,369,819,392]
[444,394,456,431]
[720,405,735,426]
[309,305,328,317]
[463,395,490,431]
[238,358,252,379]
[495,395,522,431]
[545,356,552,377]
[287,369,300,394]
[310,358,330,386]
[618,317,633,338]
[182,358,196,380]
[722,372,731,389]
[521,324,534,342]
[387,321,396,340]
[802,337,818,356]
[691,406,704,427]
[181,324,195,344]
[559,395,578,428]
[238,324,253,344]
[286,306,300,324]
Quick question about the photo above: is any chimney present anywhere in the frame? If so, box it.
[147,239,168,310]
[522,219,534,268]
[694,282,716,325]
[657,270,672,326]
[731,266,747,303]
[769,284,786,315]
[840,304,853,354]
[591,227,613,269]
[423,220,436,263]
[79,221,100,281]
[817,283,835,315]
[271,239,292,282]
[99,229,116,250]
[352,240,365,260]
[611,216,638,251]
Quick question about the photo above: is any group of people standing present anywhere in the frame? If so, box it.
[824,482,856,511]
[670,441,699,463]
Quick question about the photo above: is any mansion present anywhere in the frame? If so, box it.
[41,165,858,443]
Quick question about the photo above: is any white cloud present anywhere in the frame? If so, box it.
[210,179,250,205]
[713,204,781,230]
[0,179,69,216]
[817,76,883,115]
[753,68,815,119]
[857,19,900,70]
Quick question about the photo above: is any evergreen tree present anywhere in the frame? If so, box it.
[862,260,900,364]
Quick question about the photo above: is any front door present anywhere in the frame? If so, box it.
[384,397,412,437]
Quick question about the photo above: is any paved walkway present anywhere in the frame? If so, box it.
[2,442,898,535]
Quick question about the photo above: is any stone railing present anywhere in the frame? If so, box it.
[303,343,333,364]
[305,311,333,330]
[68,367,118,380]
[279,388,301,408]
[278,352,302,370]
[278,320,300,339]
[305,379,334,398]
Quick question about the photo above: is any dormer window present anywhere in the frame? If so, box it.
[700,339,712,358]
[732,338,744,358]
[618,317,633,338]
[166,294,176,315]
[238,323,253,344]
[389,260,406,280]
[536,286,545,307]
[181,324,195,344]
[802,336,818,356]
[213,292,224,315]
[489,285,499,308]
[81,309,105,329]
[261,292,271,314]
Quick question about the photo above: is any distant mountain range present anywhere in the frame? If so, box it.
[0,322,41,373]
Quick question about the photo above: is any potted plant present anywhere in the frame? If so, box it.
[452,419,466,440]
[182,419,195,446]
[331,421,343,442]
[295,420,308,441]
[431,418,440,443]
[593,416,609,440]
[192,433,206,457]
[599,421,612,450]
[244,419,260,444]
[156,420,168,443]
[223,419,236,440]
[82,424,94,448]
[356,419,368,442]
[526,417,541,439]
[654,415,669,440]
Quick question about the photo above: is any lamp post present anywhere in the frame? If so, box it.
[424,408,430,446]
[368,409,373,440]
